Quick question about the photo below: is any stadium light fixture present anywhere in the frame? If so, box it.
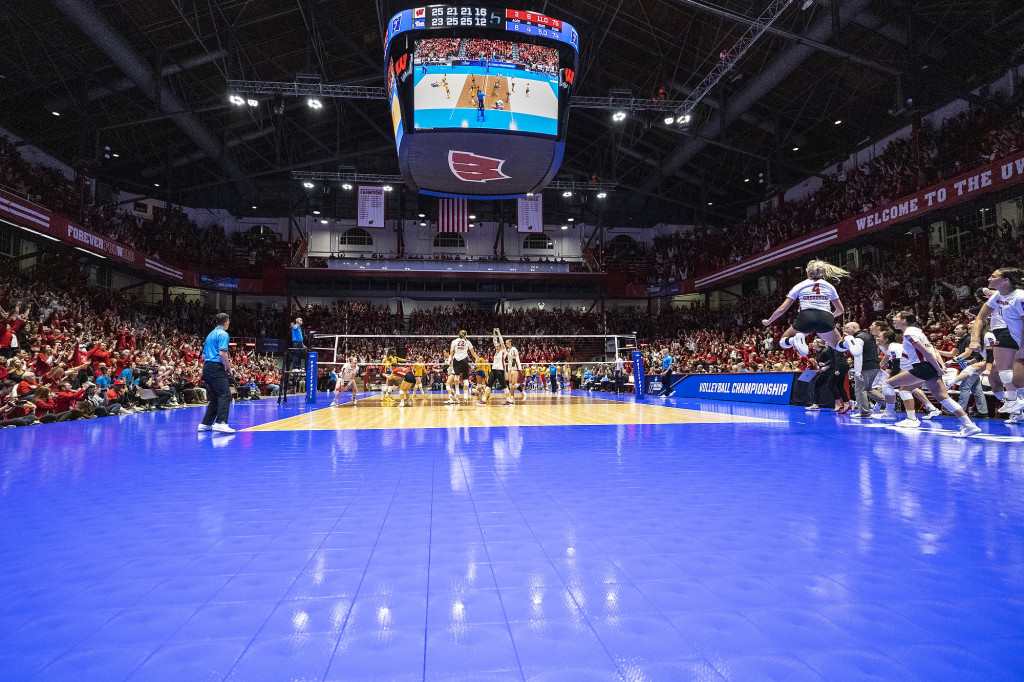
[596,192,607,199]
[251,205,257,210]
[664,116,675,125]
[678,114,691,125]
[418,213,425,218]
[320,219,328,224]
[153,183,160,187]
[562,191,572,197]
[247,99,258,107]
[834,119,842,125]
[420,221,427,227]
[112,153,119,158]
[52,111,60,116]
[468,223,474,228]
[303,182,315,189]
[561,225,568,230]
[567,217,575,222]
[307,98,323,109]
[469,214,476,220]
[383,185,393,192]
[342,183,353,190]
[229,95,245,106]
[792,146,799,151]
[312,210,320,215]
[612,111,626,122]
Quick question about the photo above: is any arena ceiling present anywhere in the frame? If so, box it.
[1,0,1021,227]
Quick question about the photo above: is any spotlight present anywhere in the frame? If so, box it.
[526,192,534,197]
[678,114,691,124]
[420,221,427,227]
[567,217,575,222]
[469,214,476,220]
[468,223,474,228]
[112,153,119,158]
[153,183,160,187]
[562,191,572,197]
[792,146,799,151]
[307,98,323,109]
[663,116,675,125]
[320,219,329,224]
[596,192,607,199]
[229,95,245,106]
[383,185,393,192]
[418,213,425,218]
[612,111,626,122]
[707,202,713,206]
[247,99,258,107]
[834,119,842,125]
[52,111,60,116]
[342,183,353,190]
[744,178,750,183]
[251,205,257,210]
[303,182,315,189]
[561,225,568,230]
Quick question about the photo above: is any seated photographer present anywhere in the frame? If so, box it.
[136,370,173,409]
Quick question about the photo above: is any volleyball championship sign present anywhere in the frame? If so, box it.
[673,372,796,405]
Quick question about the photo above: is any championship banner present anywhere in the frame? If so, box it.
[437,197,469,232]
[673,372,796,405]
[357,186,386,228]
[692,149,1024,291]
[517,195,543,233]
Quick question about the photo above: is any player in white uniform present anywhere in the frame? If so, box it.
[886,311,981,437]
[503,333,523,404]
[330,357,360,406]
[875,329,941,422]
[763,260,847,356]
[970,268,1024,416]
[448,330,479,404]
[481,329,508,405]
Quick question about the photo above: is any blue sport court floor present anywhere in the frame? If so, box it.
[2,391,1023,681]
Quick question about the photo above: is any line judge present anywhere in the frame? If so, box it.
[198,312,235,433]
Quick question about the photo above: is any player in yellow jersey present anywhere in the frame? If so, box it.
[412,356,427,396]
[474,355,490,400]
[381,350,406,399]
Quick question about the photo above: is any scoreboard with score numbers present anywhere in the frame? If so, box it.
[386,5,579,52]
[384,5,579,198]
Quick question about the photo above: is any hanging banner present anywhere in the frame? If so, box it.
[357,186,386,228]
[517,195,544,233]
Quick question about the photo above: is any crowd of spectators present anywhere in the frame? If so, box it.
[634,96,1024,287]
[0,256,281,427]
[515,43,558,74]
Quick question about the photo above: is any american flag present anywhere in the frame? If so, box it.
[437,197,469,232]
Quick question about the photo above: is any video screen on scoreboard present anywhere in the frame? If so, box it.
[412,37,560,136]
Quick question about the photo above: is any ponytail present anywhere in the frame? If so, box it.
[806,259,849,281]
[998,267,1024,290]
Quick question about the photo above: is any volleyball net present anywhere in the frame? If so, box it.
[309,332,637,382]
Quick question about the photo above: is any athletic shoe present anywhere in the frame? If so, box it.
[850,413,872,419]
[197,423,212,432]
[998,399,1023,414]
[477,400,486,405]
[895,418,921,429]
[921,408,941,420]
[876,410,898,421]
[1007,413,1023,424]
[212,423,236,433]
[793,333,809,356]
[397,402,406,408]
[805,405,820,411]
[329,401,338,407]
[444,398,455,404]
[504,401,514,406]
[955,424,982,438]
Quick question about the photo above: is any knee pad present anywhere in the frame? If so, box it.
[898,390,913,401]
[999,369,1014,385]
[940,398,959,414]
[881,383,896,397]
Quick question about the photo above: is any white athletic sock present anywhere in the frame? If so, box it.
[1006,389,1018,401]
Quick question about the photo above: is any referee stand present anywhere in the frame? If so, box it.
[278,331,314,404]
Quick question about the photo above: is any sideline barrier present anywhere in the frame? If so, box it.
[671,372,798,405]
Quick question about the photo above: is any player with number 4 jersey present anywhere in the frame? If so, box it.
[763,259,849,356]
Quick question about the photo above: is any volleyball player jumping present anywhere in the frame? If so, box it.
[763,260,848,356]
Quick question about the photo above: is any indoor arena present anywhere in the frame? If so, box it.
[2,1,1024,680]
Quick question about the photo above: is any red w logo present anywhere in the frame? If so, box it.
[448,151,510,183]
[563,68,575,85]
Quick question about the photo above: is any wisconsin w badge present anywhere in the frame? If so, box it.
[448,150,510,183]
